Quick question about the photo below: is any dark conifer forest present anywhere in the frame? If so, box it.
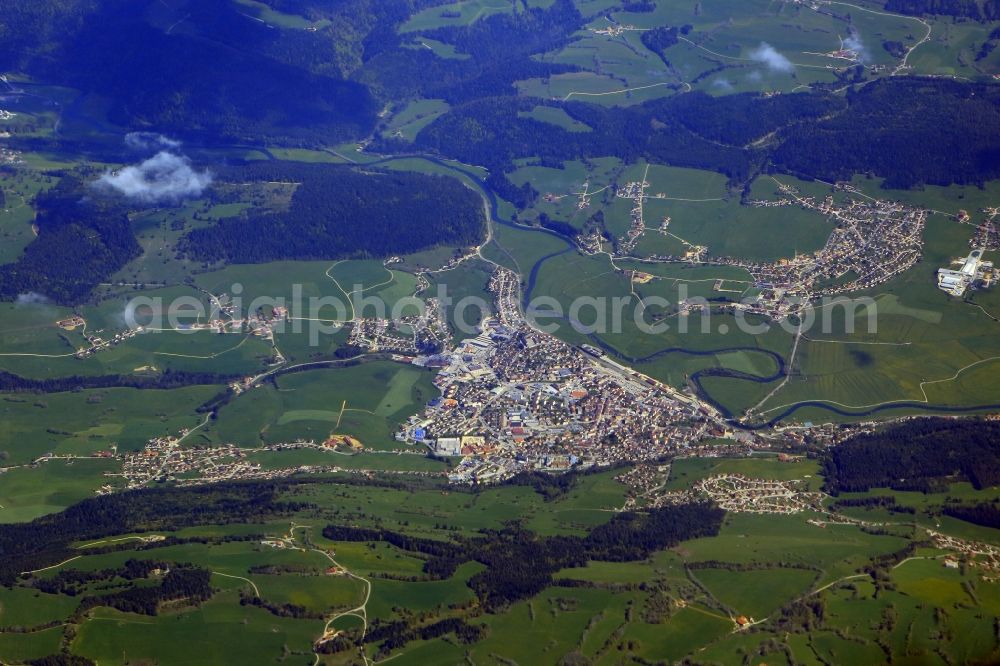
[822,418,1000,493]
[324,502,725,610]
[0,177,139,304]
[182,163,485,264]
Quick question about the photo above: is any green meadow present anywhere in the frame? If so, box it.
[0,458,119,523]
[693,566,819,619]
[401,0,514,32]
[71,592,322,665]
[201,362,438,449]
[383,99,451,141]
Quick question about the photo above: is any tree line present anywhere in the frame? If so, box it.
[0,0,379,146]
[0,369,236,394]
[323,502,725,612]
[773,77,1000,188]
[75,567,213,617]
[942,501,1000,528]
[0,481,310,585]
[884,0,1000,19]
[821,417,1000,494]
[32,558,170,596]
[359,0,584,105]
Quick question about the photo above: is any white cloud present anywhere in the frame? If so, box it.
[15,292,49,305]
[96,151,212,204]
[748,42,795,73]
[711,78,734,91]
[844,30,869,64]
[124,132,181,152]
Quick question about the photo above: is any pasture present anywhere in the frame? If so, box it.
[71,592,321,665]
[756,216,1000,422]
[201,362,438,449]
[383,99,451,141]
[693,566,819,619]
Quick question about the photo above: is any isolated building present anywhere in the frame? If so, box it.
[938,248,992,297]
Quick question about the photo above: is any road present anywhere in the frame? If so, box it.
[213,571,261,597]
[280,524,374,666]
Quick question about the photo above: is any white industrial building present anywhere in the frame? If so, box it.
[434,437,462,456]
[937,248,993,297]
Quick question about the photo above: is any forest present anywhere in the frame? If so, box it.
[32,558,173,596]
[0,176,139,304]
[324,501,724,612]
[0,0,378,145]
[821,418,1000,493]
[640,25,680,65]
[411,94,760,181]
[0,482,310,585]
[357,0,585,103]
[0,0,584,145]
[75,567,214,617]
[772,78,1000,187]
[884,0,1000,19]
[25,657,94,666]
[360,617,486,655]
[0,369,238,394]
[943,501,1000,528]
[182,163,485,264]
[414,77,1000,190]
[4,0,998,191]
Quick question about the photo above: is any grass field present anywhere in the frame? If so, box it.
[694,566,818,619]
[0,628,63,663]
[471,586,646,663]
[383,99,451,141]
[110,195,239,286]
[0,284,278,379]
[509,158,830,262]
[201,362,438,450]
[0,586,78,626]
[680,512,910,584]
[71,591,322,665]
[663,456,822,492]
[551,0,992,97]
[0,458,119,523]
[0,170,56,264]
[231,0,328,30]
[523,247,795,392]
[401,0,507,31]
[518,105,594,132]
[0,385,218,464]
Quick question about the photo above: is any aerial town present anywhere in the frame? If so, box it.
[29,253,924,493]
[34,194,998,491]
[348,295,450,355]
[396,266,721,483]
[619,468,825,514]
[111,435,433,490]
[576,177,934,319]
[739,186,927,316]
